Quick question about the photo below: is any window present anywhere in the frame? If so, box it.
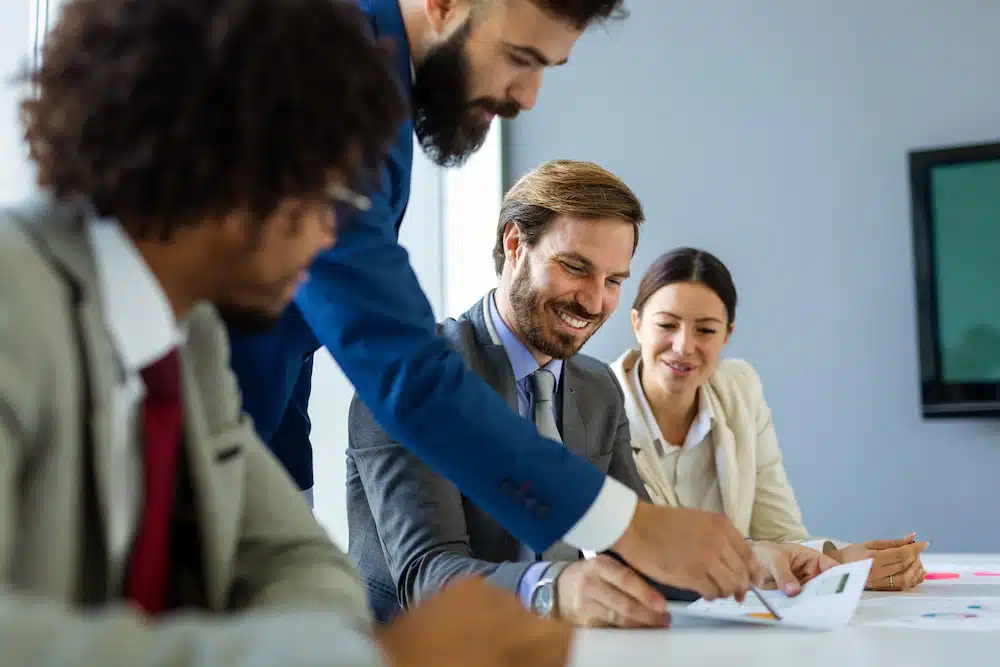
[0,0,46,203]
[442,123,505,316]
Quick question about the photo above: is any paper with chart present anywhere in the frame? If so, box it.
[671,559,872,630]
[861,596,1000,631]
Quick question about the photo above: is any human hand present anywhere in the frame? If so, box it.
[554,555,670,628]
[831,533,929,591]
[750,542,839,596]
[377,577,573,667]
[612,502,762,601]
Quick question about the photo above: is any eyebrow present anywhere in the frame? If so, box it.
[504,42,568,67]
[654,310,724,324]
[557,252,631,279]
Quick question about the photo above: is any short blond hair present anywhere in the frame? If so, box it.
[493,159,644,274]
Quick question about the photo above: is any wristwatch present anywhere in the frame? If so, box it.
[529,562,569,618]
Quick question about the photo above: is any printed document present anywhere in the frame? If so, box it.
[671,559,872,630]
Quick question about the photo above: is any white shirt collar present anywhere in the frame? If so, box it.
[86,219,183,374]
[629,358,714,453]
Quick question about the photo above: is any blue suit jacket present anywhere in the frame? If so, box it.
[227,0,605,550]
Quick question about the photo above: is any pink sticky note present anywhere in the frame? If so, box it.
[973,572,1000,577]
[925,572,960,580]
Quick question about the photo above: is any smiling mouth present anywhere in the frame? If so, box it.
[553,306,592,331]
[665,361,696,374]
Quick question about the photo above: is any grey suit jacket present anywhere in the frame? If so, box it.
[0,199,383,667]
[346,294,649,622]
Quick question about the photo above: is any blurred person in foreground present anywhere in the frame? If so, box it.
[0,0,571,665]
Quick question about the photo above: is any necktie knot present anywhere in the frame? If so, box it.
[140,348,180,401]
[530,368,556,404]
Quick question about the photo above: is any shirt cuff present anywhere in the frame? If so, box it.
[516,562,552,608]
[560,477,638,553]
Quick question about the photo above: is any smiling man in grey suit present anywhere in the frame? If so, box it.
[348,160,671,629]
[0,1,572,666]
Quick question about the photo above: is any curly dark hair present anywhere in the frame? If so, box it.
[22,0,407,239]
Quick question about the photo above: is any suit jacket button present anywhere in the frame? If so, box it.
[501,479,514,495]
[524,497,537,510]
[535,505,550,519]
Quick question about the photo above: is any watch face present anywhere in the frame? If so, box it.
[532,583,554,616]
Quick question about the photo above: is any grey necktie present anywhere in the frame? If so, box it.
[530,369,560,443]
[527,369,578,562]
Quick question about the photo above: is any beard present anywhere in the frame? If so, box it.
[411,18,521,167]
[507,259,603,360]
[215,303,283,334]
[214,271,304,334]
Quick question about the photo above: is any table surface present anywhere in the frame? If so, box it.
[570,554,1000,667]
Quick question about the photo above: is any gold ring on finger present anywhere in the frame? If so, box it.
[889,573,895,588]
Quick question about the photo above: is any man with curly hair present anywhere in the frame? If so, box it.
[230,0,762,610]
[0,0,572,665]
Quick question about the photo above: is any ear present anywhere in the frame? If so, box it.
[424,0,473,35]
[502,221,524,269]
[630,309,642,341]
[724,321,735,343]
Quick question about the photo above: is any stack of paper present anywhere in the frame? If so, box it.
[671,559,872,630]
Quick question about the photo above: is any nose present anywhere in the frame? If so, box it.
[509,69,542,111]
[671,326,695,356]
[575,279,606,318]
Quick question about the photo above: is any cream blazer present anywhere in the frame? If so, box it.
[612,349,834,548]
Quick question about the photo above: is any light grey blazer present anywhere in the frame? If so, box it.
[0,199,383,667]
[346,294,649,622]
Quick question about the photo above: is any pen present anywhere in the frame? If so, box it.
[749,584,783,620]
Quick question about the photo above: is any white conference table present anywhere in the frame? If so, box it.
[570,554,1000,667]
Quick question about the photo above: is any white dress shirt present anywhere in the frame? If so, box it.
[629,359,725,514]
[87,219,184,577]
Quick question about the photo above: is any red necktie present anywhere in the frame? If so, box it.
[126,348,183,615]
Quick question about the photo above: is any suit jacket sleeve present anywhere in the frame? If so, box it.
[293,189,609,552]
[0,257,384,667]
[736,363,813,543]
[349,394,533,608]
[605,368,651,503]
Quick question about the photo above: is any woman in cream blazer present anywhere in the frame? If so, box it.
[616,248,927,592]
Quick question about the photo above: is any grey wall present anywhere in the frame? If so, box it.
[505,0,1000,551]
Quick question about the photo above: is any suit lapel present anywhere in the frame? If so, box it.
[617,354,679,507]
[704,387,749,534]
[178,350,243,609]
[467,294,518,411]
[475,347,518,412]
[558,362,588,459]
[76,293,124,589]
